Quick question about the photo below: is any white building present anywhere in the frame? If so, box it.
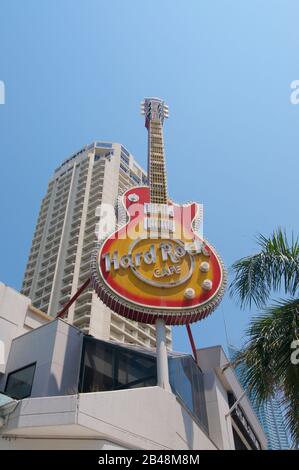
[0,285,266,450]
[20,142,171,349]
[0,282,51,375]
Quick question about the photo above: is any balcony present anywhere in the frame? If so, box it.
[65,252,76,264]
[72,210,83,222]
[74,301,92,315]
[34,288,43,299]
[88,190,100,204]
[75,194,85,205]
[46,233,55,242]
[51,246,59,256]
[48,264,56,274]
[78,271,90,283]
[41,259,49,269]
[67,244,78,255]
[74,200,84,212]
[88,186,100,198]
[87,201,100,217]
[41,293,51,304]
[84,223,95,236]
[80,251,90,265]
[78,175,87,185]
[62,272,74,284]
[82,240,96,255]
[48,254,56,265]
[77,289,93,302]
[79,262,91,277]
[85,215,98,227]
[68,233,79,245]
[59,292,71,305]
[45,274,54,284]
[73,314,91,328]
[77,182,86,193]
[84,231,97,243]
[37,279,45,289]
[44,285,52,294]
[21,288,30,297]
[64,262,75,274]
[61,282,73,294]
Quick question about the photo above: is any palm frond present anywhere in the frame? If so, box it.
[233,298,299,444]
[230,229,299,309]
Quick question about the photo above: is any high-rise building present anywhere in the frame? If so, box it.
[228,345,291,449]
[21,142,172,349]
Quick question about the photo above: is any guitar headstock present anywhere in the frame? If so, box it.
[140,97,169,129]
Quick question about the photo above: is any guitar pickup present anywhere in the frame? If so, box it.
[144,218,175,232]
[144,203,174,217]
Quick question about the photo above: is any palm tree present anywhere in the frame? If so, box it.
[229,229,299,446]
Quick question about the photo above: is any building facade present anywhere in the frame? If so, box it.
[228,345,291,449]
[0,282,51,375]
[20,142,171,349]
[0,318,267,450]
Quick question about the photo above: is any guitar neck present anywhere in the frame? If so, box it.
[148,120,168,204]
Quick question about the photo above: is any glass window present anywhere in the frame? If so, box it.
[79,337,156,393]
[115,349,156,390]
[121,146,130,157]
[130,172,141,184]
[5,363,36,399]
[121,153,130,165]
[96,142,112,148]
[169,356,209,434]
[120,163,129,173]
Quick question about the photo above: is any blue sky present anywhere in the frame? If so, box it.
[1,0,299,355]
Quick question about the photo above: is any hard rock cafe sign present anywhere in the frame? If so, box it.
[91,98,226,325]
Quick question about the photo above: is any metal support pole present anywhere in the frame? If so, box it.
[186,323,198,364]
[155,318,171,392]
[56,278,91,319]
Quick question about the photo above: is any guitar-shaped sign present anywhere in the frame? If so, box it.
[91,98,226,325]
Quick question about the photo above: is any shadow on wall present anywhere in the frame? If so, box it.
[47,322,83,397]
[181,405,195,449]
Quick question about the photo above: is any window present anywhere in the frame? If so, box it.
[96,142,112,148]
[169,356,209,434]
[79,337,156,393]
[120,163,129,173]
[5,363,36,399]
[130,172,141,184]
[121,146,130,157]
[121,153,130,165]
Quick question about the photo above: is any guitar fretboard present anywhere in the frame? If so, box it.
[148,120,168,204]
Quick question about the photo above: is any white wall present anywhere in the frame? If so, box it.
[1,320,83,397]
[0,282,50,379]
[1,387,217,450]
[0,283,31,374]
[0,437,126,450]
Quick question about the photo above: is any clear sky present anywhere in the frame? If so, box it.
[1,0,299,356]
